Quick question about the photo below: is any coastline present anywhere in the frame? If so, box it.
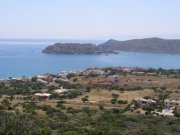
[1,66,180,80]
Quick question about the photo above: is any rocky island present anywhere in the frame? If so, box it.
[42,43,113,54]
[42,37,180,54]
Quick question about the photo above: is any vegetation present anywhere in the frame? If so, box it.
[0,67,180,134]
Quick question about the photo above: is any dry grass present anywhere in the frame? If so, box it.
[65,89,156,105]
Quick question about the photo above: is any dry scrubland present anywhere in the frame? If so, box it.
[67,74,180,106]
[0,69,180,135]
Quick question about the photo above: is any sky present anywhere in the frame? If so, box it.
[0,0,180,40]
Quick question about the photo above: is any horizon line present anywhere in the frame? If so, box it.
[1,37,180,42]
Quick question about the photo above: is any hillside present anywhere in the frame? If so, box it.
[0,67,180,134]
[100,37,180,53]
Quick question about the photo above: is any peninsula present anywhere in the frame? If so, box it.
[42,37,180,54]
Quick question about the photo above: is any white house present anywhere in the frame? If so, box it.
[134,98,156,106]
[153,109,174,117]
[91,69,105,76]
[132,72,145,76]
[56,78,68,82]
[164,99,180,109]
[122,67,131,73]
[54,87,68,95]
[36,75,47,79]
[83,69,105,76]
[161,109,174,116]
[37,78,48,84]
[58,71,68,79]
[34,93,51,101]
[107,75,119,83]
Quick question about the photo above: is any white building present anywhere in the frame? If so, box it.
[58,71,68,79]
[122,67,131,73]
[34,93,51,101]
[134,98,156,106]
[164,99,180,109]
[54,87,68,95]
[152,109,174,117]
[91,69,105,76]
[37,78,48,84]
[56,78,68,82]
[83,69,105,76]
[107,75,119,83]
[162,109,174,116]
[36,75,47,79]
[132,72,145,76]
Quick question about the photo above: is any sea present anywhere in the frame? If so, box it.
[0,40,180,79]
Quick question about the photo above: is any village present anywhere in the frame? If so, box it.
[0,66,180,118]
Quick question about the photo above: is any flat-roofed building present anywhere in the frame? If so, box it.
[134,98,156,106]
[54,87,68,95]
[107,75,119,83]
[34,93,51,101]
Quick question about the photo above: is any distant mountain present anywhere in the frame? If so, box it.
[42,38,180,54]
[99,37,180,53]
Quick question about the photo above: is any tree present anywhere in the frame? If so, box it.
[144,96,151,99]
[0,116,29,135]
[73,78,78,82]
[50,93,60,100]
[117,100,128,104]
[142,104,155,112]
[86,86,91,92]
[1,99,11,109]
[31,77,37,82]
[82,96,89,103]
[35,126,52,135]
[48,85,58,91]
[111,93,119,99]
[111,98,117,104]
[98,101,104,110]
[56,103,66,110]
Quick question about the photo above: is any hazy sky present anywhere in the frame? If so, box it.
[0,0,180,40]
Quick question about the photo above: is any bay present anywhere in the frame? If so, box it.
[0,41,180,79]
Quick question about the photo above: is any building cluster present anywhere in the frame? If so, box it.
[82,67,106,76]
[132,98,180,117]
[33,87,69,102]
[152,99,180,117]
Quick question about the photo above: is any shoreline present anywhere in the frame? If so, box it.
[1,66,180,81]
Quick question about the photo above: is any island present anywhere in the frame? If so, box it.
[42,37,180,54]
[42,43,113,54]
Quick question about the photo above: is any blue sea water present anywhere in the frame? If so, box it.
[0,40,180,79]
